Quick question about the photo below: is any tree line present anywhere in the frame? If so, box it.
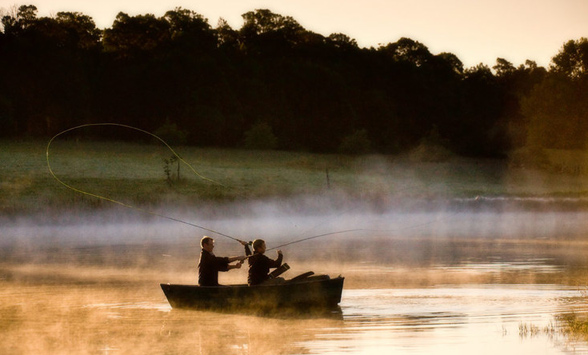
[1,5,587,157]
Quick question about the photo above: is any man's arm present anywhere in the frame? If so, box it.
[215,256,231,272]
[227,262,243,270]
[268,250,283,268]
[228,255,246,263]
[239,240,253,256]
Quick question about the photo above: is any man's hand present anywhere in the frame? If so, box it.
[277,250,282,255]
[237,239,249,246]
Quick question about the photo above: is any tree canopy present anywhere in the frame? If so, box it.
[1,5,586,157]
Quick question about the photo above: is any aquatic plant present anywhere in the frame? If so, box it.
[558,313,588,341]
[518,322,540,337]
[163,155,180,186]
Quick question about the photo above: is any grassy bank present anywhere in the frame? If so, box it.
[2,139,588,214]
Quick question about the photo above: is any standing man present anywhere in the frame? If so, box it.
[198,236,247,286]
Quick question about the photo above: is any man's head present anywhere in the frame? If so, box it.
[201,236,214,252]
[252,239,266,254]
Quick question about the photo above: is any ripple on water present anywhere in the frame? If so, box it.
[299,286,588,354]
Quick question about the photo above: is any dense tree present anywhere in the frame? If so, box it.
[0,5,585,158]
[215,18,239,52]
[522,39,588,150]
[54,12,102,49]
[0,5,101,136]
[164,8,216,54]
[550,38,588,79]
[327,33,358,50]
[450,64,506,156]
[493,59,547,149]
[103,12,170,56]
[381,37,433,66]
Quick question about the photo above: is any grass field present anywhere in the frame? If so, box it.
[2,139,588,215]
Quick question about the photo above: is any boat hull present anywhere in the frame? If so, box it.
[160,275,344,311]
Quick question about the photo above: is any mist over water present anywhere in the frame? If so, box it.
[3,193,588,292]
[3,193,588,354]
[3,192,588,247]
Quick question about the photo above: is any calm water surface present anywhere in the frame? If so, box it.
[336,286,588,354]
[68,284,588,355]
[2,209,588,354]
[4,262,588,354]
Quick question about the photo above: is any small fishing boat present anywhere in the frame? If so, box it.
[160,271,344,311]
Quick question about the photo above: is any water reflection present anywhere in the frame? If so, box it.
[2,277,588,354]
[436,258,565,274]
[323,287,588,354]
[75,286,588,354]
[3,207,588,354]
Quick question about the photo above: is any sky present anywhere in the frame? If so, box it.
[1,0,587,68]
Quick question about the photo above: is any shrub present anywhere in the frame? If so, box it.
[338,129,372,155]
[244,122,278,150]
[153,120,188,146]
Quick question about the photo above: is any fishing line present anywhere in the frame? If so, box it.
[267,229,366,251]
[272,165,429,248]
[46,123,241,242]
[266,212,459,251]
[47,123,473,250]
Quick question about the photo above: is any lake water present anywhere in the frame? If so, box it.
[2,207,588,354]
[2,279,588,354]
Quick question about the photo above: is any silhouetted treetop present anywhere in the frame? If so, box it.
[550,37,588,79]
[0,5,585,158]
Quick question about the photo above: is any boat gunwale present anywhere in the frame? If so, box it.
[161,275,343,289]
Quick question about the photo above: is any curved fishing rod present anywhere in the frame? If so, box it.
[266,229,366,251]
[46,123,242,242]
[47,123,470,250]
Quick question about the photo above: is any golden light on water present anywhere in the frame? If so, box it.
[3,231,588,354]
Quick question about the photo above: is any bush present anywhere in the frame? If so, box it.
[338,129,372,155]
[508,146,549,169]
[244,122,278,150]
[153,120,188,146]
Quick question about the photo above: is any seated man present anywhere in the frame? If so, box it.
[245,239,283,286]
[198,236,246,286]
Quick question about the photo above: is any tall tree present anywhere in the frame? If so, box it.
[522,38,588,150]
[103,12,170,56]
[164,8,216,53]
[239,9,305,56]
[550,38,588,79]
[54,12,102,49]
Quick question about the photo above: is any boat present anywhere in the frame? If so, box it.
[160,270,344,312]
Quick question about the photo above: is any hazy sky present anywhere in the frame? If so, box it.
[1,0,587,68]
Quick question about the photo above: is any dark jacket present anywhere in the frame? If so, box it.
[245,246,283,286]
[198,249,229,286]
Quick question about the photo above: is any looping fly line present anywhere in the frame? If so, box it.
[46,123,241,242]
[46,123,449,250]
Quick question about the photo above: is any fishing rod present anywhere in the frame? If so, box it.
[47,123,465,250]
[266,229,366,251]
[46,123,242,242]
[266,200,470,251]
[47,123,380,249]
